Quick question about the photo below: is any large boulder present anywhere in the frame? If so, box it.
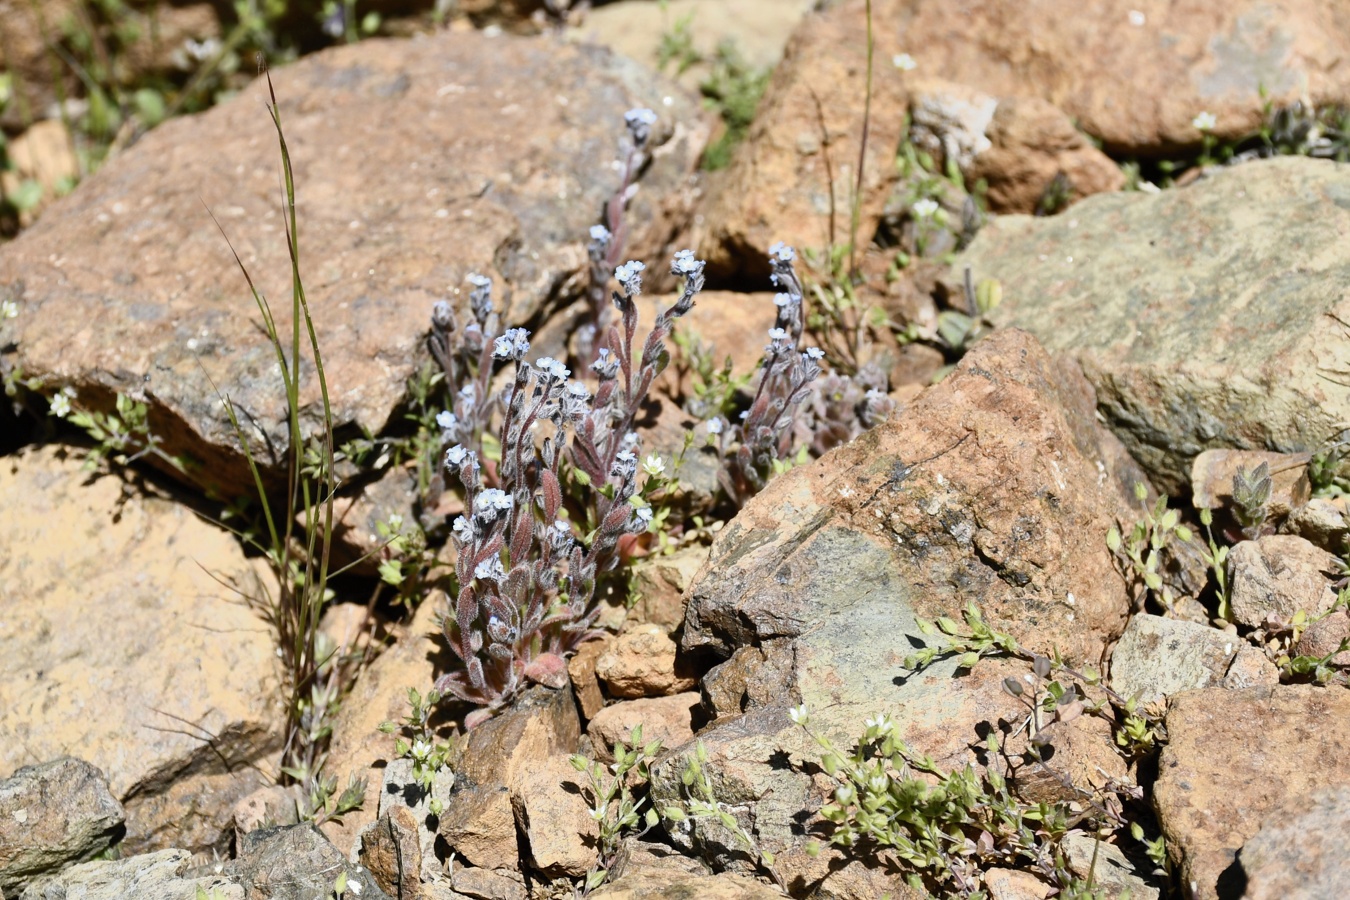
[654,329,1143,895]
[0,446,284,854]
[959,156,1350,491]
[696,0,1350,277]
[1153,685,1350,900]
[0,29,708,495]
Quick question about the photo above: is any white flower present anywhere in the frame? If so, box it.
[566,380,590,398]
[865,713,895,735]
[615,450,636,465]
[1192,111,1217,132]
[589,224,611,243]
[615,260,646,294]
[466,272,491,288]
[492,327,531,361]
[475,488,513,513]
[706,417,724,435]
[642,454,666,477]
[452,516,471,541]
[805,347,825,361]
[534,356,571,381]
[892,53,917,71]
[912,198,940,219]
[773,292,793,308]
[634,505,654,525]
[0,300,16,320]
[671,249,702,276]
[436,410,458,431]
[768,241,795,263]
[474,556,506,581]
[410,739,431,760]
[386,514,404,533]
[445,444,470,467]
[49,392,72,418]
[788,704,810,725]
[768,327,789,342]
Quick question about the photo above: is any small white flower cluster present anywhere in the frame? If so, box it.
[641,454,666,477]
[912,198,940,219]
[49,386,77,419]
[492,327,531,361]
[768,241,795,264]
[892,52,917,71]
[1192,111,1217,132]
[0,300,17,320]
[615,259,646,296]
[533,356,570,382]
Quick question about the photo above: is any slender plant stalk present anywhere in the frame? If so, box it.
[849,0,874,279]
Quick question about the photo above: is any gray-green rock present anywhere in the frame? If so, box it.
[959,156,1350,491]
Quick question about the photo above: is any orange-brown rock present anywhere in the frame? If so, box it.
[586,694,700,763]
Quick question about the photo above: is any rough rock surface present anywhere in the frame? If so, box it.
[1060,834,1161,900]
[18,849,242,900]
[0,29,707,495]
[226,825,392,899]
[654,329,1141,893]
[1110,614,1246,705]
[589,868,786,899]
[1239,786,1350,900]
[1190,449,1310,520]
[0,759,124,896]
[683,327,1140,665]
[320,594,445,855]
[886,0,1350,153]
[596,624,699,698]
[511,755,598,878]
[912,83,1124,214]
[961,157,1350,490]
[0,446,283,855]
[586,694,700,763]
[1153,685,1350,900]
[1227,534,1339,628]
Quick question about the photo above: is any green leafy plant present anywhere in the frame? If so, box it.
[570,724,666,892]
[381,687,455,808]
[698,40,770,172]
[1106,483,1193,613]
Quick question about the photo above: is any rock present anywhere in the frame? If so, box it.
[692,0,908,280]
[358,805,422,900]
[586,694,700,763]
[1191,449,1310,521]
[700,641,796,721]
[436,865,527,900]
[589,867,786,899]
[984,868,1051,900]
[569,637,614,722]
[231,784,300,839]
[890,0,1350,154]
[364,757,455,884]
[684,328,1138,665]
[961,157,1350,492]
[511,755,598,878]
[596,625,700,698]
[1221,645,1279,690]
[439,783,517,871]
[1293,609,1350,665]
[1227,535,1338,628]
[451,684,582,793]
[18,849,241,900]
[321,595,444,856]
[228,824,391,899]
[1109,614,1244,705]
[1153,685,1350,900]
[569,0,814,94]
[0,29,708,496]
[0,759,124,896]
[626,546,708,635]
[1060,834,1160,900]
[654,329,1139,889]
[911,83,1123,215]
[1009,716,1128,807]
[1286,497,1350,554]
[1239,786,1350,900]
[0,446,283,855]
[610,839,709,879]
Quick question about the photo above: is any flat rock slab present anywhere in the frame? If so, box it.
[0,446,283,853]
[961,157,1350,490]
[0,30,706,495]
[1239,786,1350,900]
[1154,684,1350,900]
